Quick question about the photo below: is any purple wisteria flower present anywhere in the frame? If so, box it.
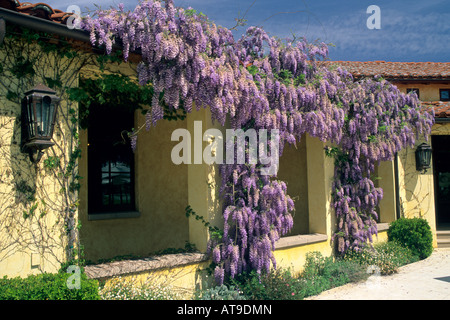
[84,0,434,283]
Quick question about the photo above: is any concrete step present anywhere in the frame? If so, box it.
[437,230,450,248]
[437,239,450,248]
[437,230,450,240]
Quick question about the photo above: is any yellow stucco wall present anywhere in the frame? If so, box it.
[278,140,309,235]
[375,160,397,224]
[0,49,80,277]
[185,107,225,253]
[96,239,333,299]
[79,112,191,263]
[396,83,450,101]
[432,122,450,136]
[99,259,212,299]
[392,81,447,248]
[397,140,437,247]
[274,240,332,276]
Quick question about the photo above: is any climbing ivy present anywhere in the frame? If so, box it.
[0,24,143,270]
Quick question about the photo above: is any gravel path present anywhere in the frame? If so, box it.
[306,248,450,300]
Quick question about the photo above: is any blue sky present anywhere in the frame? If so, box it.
[46,0,450,62]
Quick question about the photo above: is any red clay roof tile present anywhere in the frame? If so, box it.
[324,61,450,81]
[422,101,450,118]
[0,0,73,24]
[324,61,450,117]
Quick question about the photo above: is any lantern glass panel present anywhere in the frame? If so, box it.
[41,96,51,136]
[27,99,35,138]
[35,100,43,136]
[425,149,432,166]
[47,101,55,137]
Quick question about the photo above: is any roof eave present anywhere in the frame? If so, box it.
[0,7,90,43]
[351,75,450,83]
[434,117,450,123]
[384,78,450,83]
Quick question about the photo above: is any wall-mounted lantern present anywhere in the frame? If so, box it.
[21,84,59,163]
[415,143,432,174]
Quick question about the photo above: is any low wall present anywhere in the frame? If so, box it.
[84,224,394,299]
[84,238,330,299]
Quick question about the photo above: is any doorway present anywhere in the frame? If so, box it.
[432,135,450,227]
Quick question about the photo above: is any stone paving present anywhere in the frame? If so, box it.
[306,248,450,300]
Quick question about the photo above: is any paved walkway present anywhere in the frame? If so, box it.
[306,248,450,300]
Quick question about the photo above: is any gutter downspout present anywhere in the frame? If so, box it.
[0,18,5,45]
[0,7,90,43]
[434,118,450,123]
[394,152,401,220]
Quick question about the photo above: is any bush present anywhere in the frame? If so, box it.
[298,251,368,297]
[195,284,247,300]
[0,273,100,300]
[231,268,304,300]
[229,252,368,300]
[344,241,420,275]
[387,217,433,259]
[98,276,183,300]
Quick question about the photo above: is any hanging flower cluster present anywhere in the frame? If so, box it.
[330,76,434,255]
[82,0,434,283]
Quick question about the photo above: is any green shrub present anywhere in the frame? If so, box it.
[344,241,420,275]
[301,251,367,282]
[229,252,367,300]
[376,241,420,271]
[98,276,183,300]
[231,268,304,300]
[0,273,100,300]
[387,217,433,259]
[299,251,368,297]
[195,284,247,300]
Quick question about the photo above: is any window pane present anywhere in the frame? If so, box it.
[110,161,131,173]
[88,104,135,213]
[406,88,419,98]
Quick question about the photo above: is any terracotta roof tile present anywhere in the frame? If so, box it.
[0,0,73,24]
[422,101,450,118]
[323,61,450,117]
[323,61,450,81]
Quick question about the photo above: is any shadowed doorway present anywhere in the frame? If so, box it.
[432,135,450,227]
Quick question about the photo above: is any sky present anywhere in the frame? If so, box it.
[45,0,450,62]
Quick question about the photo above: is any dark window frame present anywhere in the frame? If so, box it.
[87,103,136,214]
[406,88,420,98]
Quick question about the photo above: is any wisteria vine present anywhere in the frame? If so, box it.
[82,0,434,284]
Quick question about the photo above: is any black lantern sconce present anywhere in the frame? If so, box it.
[415,143,432,174]
[21,84,59,163]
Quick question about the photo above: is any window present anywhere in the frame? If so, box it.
[407,88,420,98]
[87,104,135,213]
[440,89,450,101]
